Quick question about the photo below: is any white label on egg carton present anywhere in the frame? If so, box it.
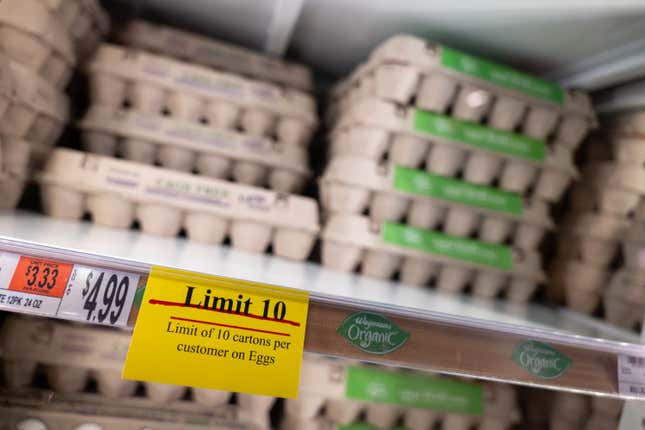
[334,98,578,174]
[0,313,132,370]
[0,251,139,326]
[78,105,310,175]
[320,156,553,228]
[331,36,594,120]
[36,148,320,233]
[0,0,75,63]
[88,44,316,125]
[322,214,544,281]
[7,60,70,121]
[120,20,313,92]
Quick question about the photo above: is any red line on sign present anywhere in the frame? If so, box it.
[148,299,301,327]
[170,316,291,337]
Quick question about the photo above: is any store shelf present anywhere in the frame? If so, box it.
[0,211,643,400]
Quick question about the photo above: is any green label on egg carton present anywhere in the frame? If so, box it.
[413,110,546,161]
[345,367,484,415]
[440,46,565,104]
[382,222,513,270]
[393,166,523,215]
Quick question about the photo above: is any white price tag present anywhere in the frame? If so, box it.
[58,265,140,326]
[618,354,645,398]
[0,251,140,327]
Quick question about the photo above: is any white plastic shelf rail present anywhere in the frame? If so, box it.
[0,211,643,401]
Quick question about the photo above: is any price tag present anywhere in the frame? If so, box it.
[123,266,309,398]
[0,251,140,327]
[618,354,645,398]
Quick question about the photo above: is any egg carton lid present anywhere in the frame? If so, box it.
[0,137,31,179]
[40,0,110,34]
[77,105,311,175]
[559,212,631,241]
[580,162,645,195]
[6,59,69,122]
[332,97,578,177]
[322,214,544,281]
[0,0,75,64]
[87,44,317,126]
[119,20,313,93]
[0,314,131,371]
[36,148,320,233]
[320,156,553,229]
[331,35,595,123]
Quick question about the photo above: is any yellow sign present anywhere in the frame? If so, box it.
[122,266,309,398]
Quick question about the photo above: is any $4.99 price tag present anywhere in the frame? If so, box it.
[123,267,309,398]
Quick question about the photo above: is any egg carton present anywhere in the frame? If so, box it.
[0,137,31,209]
[0,0,75,88]
[569,181,643,220]
[0,315,257,412]
[603,270,645,330]
[606,109,645,136]
[87,44,317,146]
[38,0,110,58]
[579,161,645,198]
[583,134,645,167]
[554,212,630,268]
[118,20,313,92]
[320,156,553,251]
[329,98,578,201]
[321,214,545,301]
[622,223,645,270]
[36,149,319,260]
[0,406,256,430]
[550,258,610,314]
[328,35,595,149]
[2,59,69,146]
[78,105,310,193]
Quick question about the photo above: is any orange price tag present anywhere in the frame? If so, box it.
[9,257,73,298]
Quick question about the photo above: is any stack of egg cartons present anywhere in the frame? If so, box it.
[550,111,645,318]
[322,35,594,302]
[0,0,110,208]
[0,314,275,429]
[0,0,74,207]
[38,21,320,261]
[282,357,520,430]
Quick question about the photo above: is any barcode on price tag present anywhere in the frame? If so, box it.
[618,354,645,398]
[0,251,140,327]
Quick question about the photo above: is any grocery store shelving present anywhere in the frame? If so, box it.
[1,210,643,400]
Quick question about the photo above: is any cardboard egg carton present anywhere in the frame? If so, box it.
[549,257,610,314]
[583,134,645,167]
[622,223,645,270]
[548,392,590,430]
[0,0,76,88]
[39,0,110,58]
[2,58,69,146]
[78,105,310,193]
[87,44,317,146]
[328,35,595,149]
[0,406,257,430]
[0,137,32,209]
[329,98,578,201]
[554,212,630,268]
[287,357,518,430]
[118,20,313,92]
[604,270,645,330]
[569,181,643,220]
[36,149,320,261]
[320,157,553,251]
[0,315,253,412]
[321,214,545,301]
